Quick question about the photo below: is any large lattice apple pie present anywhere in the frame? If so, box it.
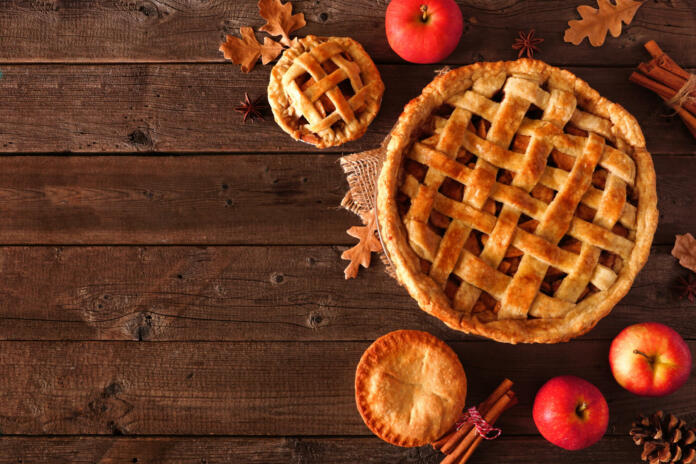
[377,59,658,344]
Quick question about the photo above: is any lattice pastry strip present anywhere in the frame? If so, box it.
[401,157,633,263]
[424,78,533,308]
[444,98,637,186]
[426,108,476,286]
[474,89,577,315]
[453,91,532,310]
[402,126,629,286]
[399,174,618,294]
[430,118,637,229]
[284,43,363,134]
[498,132,605,319]
[554,173,626,302]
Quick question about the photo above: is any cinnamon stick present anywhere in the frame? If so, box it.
[440,391,516,464]
[638,61,686,92]
[433,378,513,452]
[632,40,696,139]
[630,71,696,116]
[644,40,691,81]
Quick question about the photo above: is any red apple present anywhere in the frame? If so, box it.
[533,376,609,451]
[385,0,463,64]
[609,322,692,396]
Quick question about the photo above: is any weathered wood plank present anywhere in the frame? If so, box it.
[0,245,691,341]
[0,0,693,67]
[0,341,692,435]
[0,155,347,244]
[0,436,648,464]
[0,65,692,154]
[0,155,689,245]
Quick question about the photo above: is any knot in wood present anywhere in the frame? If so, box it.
[307,312,324,329]
[128,128,152,146]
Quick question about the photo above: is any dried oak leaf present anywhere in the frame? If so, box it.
[564,0,644,47]
[220,27,284,73]
[341,209,383,279]
[672,233,696,273]
[258,0,306,47]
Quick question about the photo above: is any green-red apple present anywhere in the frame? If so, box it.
[609,322,692,396]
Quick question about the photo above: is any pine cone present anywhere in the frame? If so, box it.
[630,410,696,464]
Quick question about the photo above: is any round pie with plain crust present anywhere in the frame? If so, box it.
[377,59,658,344]
[268,35,385,148]
[355,330,467,447]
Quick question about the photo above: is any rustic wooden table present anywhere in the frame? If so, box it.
[0,1,694,462]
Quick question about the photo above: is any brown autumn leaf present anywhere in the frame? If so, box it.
[673,233,696,273]
[564,0,644,47]
[341,209,383,279]
[220,27,284,73]
[258,0,306,47]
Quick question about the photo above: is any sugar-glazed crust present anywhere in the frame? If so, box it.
[355,330,467,447]
[377,59,658,344]
[268,35,385,148]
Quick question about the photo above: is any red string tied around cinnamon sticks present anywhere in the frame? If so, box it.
[456,406,502,440]
[432,379,517,464]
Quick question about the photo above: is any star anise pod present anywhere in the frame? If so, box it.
[235,92,266,123]
[676,273,696,303]
[512,29,544,59]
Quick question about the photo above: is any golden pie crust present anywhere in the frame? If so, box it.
[377,59,658,344]
[355,330,467,447]
[268,35,385,148]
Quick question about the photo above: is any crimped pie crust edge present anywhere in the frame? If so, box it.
[354,330,467,447]
[377,59,658,344]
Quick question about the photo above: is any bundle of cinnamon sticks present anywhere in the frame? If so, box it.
[630,40,696,139]
[431,379,517,464]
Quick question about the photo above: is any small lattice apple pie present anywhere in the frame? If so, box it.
[377,59,658,344]
[268,35,385,148]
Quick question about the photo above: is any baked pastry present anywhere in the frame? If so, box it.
[268,35,385,148]
[355,330,467,447]
[377,59,658,344]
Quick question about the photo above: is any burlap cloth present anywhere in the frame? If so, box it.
[339,68,451,278]
[339,136,397,277]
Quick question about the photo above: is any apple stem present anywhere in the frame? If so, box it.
[420,4,429,22]
[633,349,655,364]
[575,402,587,419]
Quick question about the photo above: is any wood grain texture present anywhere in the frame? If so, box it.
[0,436,651,464]
[0,245,691,341]
[0,155,346,244]
[0,65,693,154]
[0,0,694,67]
[0,154,689,245]
[0,340,692,435]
